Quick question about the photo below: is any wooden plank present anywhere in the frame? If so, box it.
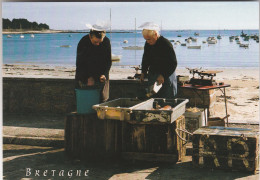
[121,115,186,161]
[65,113,122,160]
[121,152,178,163]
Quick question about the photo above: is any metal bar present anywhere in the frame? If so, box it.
[202,91,207,125]
[224,87,229,126]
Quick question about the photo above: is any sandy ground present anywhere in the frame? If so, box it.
[3,144,259,180]
[2,64,259,123]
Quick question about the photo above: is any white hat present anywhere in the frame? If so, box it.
[86,21,110,31]
[138,22,160,31]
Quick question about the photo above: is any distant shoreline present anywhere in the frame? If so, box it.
[2,29,134,34]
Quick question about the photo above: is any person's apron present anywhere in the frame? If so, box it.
[148,71,177,99]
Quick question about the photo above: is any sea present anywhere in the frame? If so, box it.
[2,29,259,69]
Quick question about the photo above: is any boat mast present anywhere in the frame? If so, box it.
[135,18,136,47]
[161,20,162,35]
[110,8,112,39]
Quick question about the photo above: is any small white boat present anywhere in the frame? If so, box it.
[208,40,217,44]
[123,40,128,43]
[111,54,122,61]
[239,44,249,48]
[186,39,192,43]
[207,37,217,44]
[122,46,144,50]
[7,35,12,38]
[20,34,24,38]
[174,42,180,45]
[31,34,35,38]
[187,45,201,49]
[60,45,71,48]
[191,38,197,42]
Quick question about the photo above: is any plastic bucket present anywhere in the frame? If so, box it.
[75,87,101,114]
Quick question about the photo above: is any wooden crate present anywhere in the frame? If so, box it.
[184,107,207,133]
[192,126,259,174]
[121,115,186,162]
[65,113,123,161]
[178,88,217,116]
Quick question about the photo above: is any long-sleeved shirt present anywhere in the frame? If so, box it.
[141,36,177,79]
[75,34,112,83]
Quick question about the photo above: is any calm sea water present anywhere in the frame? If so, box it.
[2,30,259,68]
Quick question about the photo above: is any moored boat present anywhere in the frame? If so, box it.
[111,54,122,61]
[187,45,201,49]
[239,44,249,48]
[122,46,144,50]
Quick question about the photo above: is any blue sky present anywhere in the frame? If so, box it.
[2,2,259,30]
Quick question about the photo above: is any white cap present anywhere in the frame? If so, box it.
[138,22,160,31]
[86,21,110,31]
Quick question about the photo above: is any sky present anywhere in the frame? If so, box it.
[2,2,259,30]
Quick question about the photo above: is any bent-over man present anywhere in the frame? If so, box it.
[75,23,112,102]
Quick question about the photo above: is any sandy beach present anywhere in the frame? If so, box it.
[2,64,259,123]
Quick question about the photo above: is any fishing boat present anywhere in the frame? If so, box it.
[239,44,249,48]
[202,41,207,44]
[31,34,35,38]
[191,38,197,42]
[20,34,24,38]
[217,35,222,39]
[112,54,122,61]
[186,38,192,43]
[122,46,144,50]
[194,32,199,36]
[243,36,249,41]
[60,45,71,48]
[187,45,201,49]
[207,37,217,44]
[123,40,128,43]
[229,36,235,42]
[177,34,182,37]
[181,43,186,46]
[7,35,12,38]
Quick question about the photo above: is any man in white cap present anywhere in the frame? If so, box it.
[75,22,112,102]
[139,22,178,98]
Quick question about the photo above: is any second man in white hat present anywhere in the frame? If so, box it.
[139,22,178,98]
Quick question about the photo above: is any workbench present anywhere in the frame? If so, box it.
[179,84,231,126]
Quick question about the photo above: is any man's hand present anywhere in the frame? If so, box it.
[100,75,106,83]
[140,73,145,83]
[157,74,164,85]
[87,77,95,86]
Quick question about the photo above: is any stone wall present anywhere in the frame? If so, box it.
[3,77,148,114]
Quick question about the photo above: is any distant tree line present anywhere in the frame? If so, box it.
[3,18,49,30]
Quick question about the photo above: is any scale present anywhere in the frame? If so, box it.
[127,65,142,79]
[187,68,223,86]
